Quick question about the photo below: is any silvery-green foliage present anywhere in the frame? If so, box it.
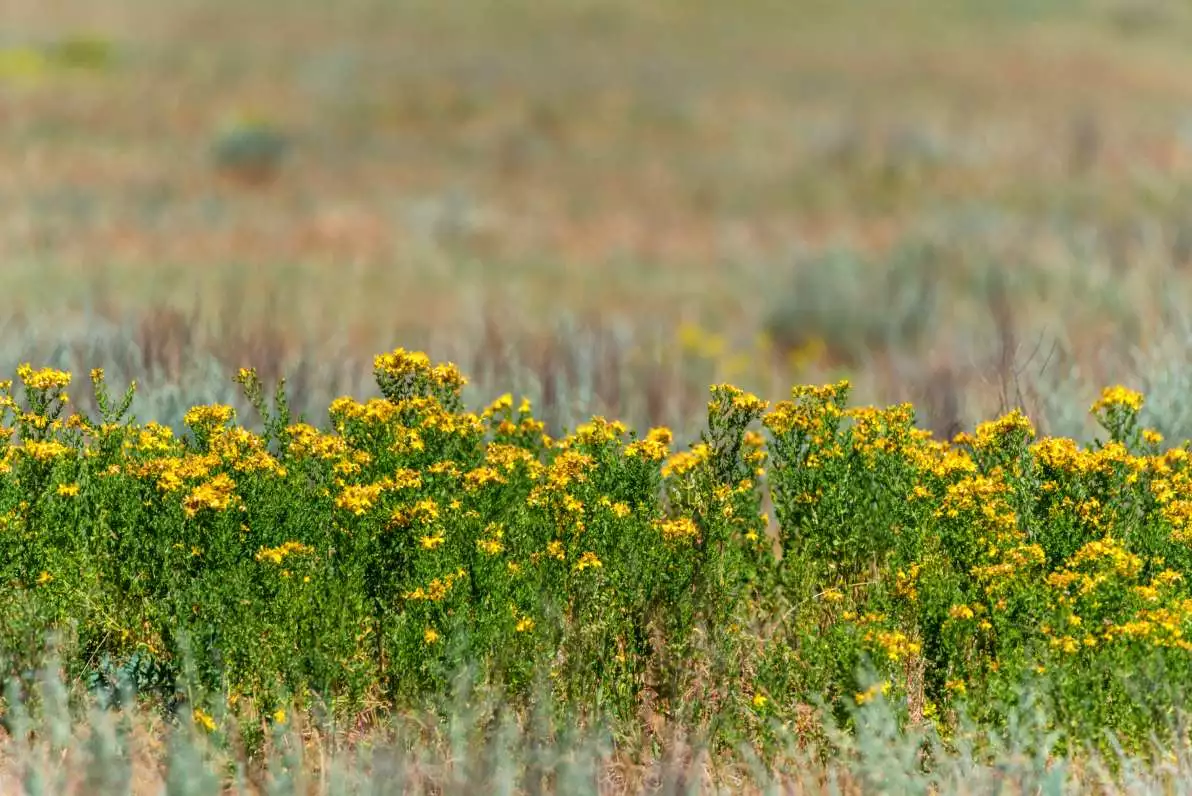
[2,660,1191,794]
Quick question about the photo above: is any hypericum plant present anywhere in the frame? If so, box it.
[3,352,1192,755]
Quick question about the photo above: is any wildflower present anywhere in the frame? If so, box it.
[183,473,239,517]
[183,404,236,431]
[56,483,79,497]
[515,617,535,633]
[573,551,602,572]
[335,482,386,516]
[658,517,699,542]
[390,499,441,528]
[272,708,287,724]
[404,569,467,602]
[420,533,446,550]
[255,541,314,565]
[864,628,921,662]
[574,416,628,446]
[908,484,932,502]
[192,708,217,733]
[662,444,711,479]
[477,524,505,555]
[545,450,594,490]
[625,427,673,462]
[36,571,53,586]
[607,500,631,519]
[16,364,71,391]
[974,409,1036,446]
[546,540,565,561]
[463,466,504,491]
[855,681,890,705]
[752,692,768,710]
[423,627,440,645]
[1143,429,1164,446]
[1091,385,1144,415]
[20,440,71,463]
[709,384,769,416]
[482,393,514,419]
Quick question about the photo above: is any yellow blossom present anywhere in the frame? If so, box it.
[182,473,238,517]
[1091,385,1144,415]
[16,364,71,391]
[573,551,602,572]
[255,541,314,565]
[658,516,700,542]
[192,708,217,733]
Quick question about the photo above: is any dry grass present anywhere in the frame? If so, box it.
[8,0,1192,352]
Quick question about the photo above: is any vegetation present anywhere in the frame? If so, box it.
[3,350,1192,791]
[11,0,1192,791]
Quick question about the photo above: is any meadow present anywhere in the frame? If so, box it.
[10,0,1192,791]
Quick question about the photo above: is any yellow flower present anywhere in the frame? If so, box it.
[56,483,80,497]
[272,708,287,724]
[335,482,386,516]
[855,681,890,705]
[183,404,236,431]
[390,499,441,528]
[1143,429,1164,446]
[820,588,845,603]
[515,617,535,633]
[182,473,239,517]
[974,410,1036,446]
[909,484,932,501]
[255,541,314,565]
[404,569,467,602]
[423,627,440,645]
[546,540,565,561]
[20,440,71,463]
[658,517,699,542]
[625,427,673,462]
[192,708,217,734]
[16,364,71,391]
[477,524,505,555]
[662,444,711,479]
[1091,385,1144,416]
[709,384,769,416]
[574,416,628,446]
[752,692,768,710]
[573,551,602,572]
[420,533,446,550]
[463,466,504,491]
[36,571,53,586]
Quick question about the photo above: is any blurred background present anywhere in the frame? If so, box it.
[7,0,1192,442]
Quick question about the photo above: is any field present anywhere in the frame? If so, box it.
[10,0,1192,792]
